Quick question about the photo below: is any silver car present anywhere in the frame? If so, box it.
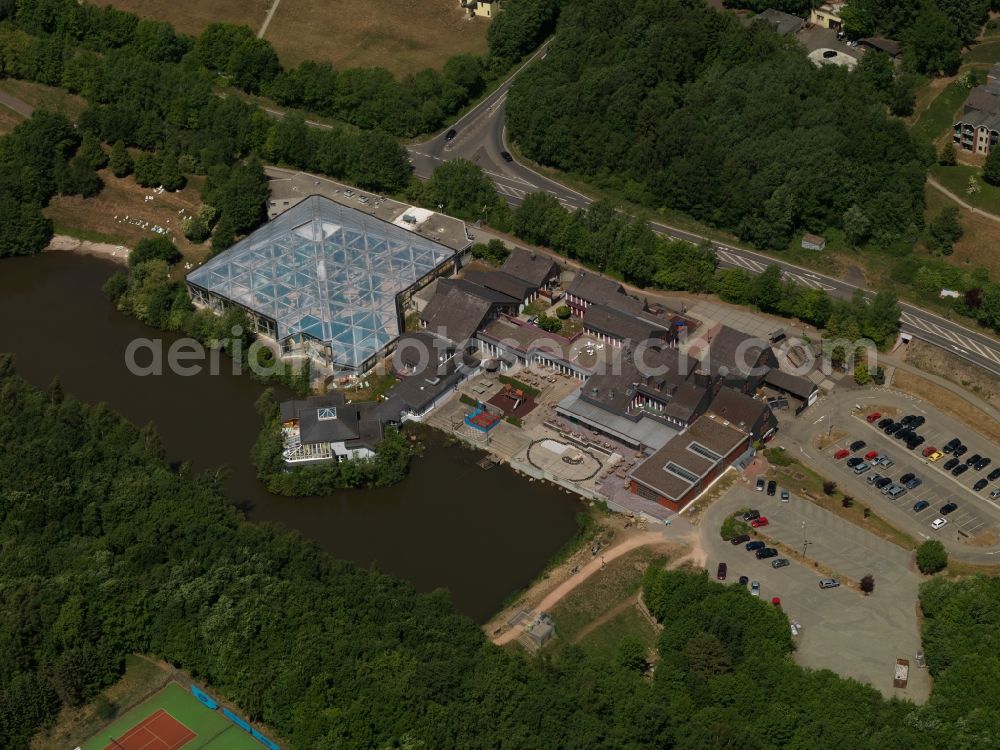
[819,578,840,589]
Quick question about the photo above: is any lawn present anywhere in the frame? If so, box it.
[931,163,1000,215]
[575,605,660,660]
[923,181,1000,277]
[963,40,1000,65]
[0,78,88,121]
[44,169,210,261]
[106,0,270,38]
[0,103,24,135]
[910,78,971,147]
[263,0,489,76]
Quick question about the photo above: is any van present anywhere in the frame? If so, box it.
[853,462,871,475]
[886,485,907,499]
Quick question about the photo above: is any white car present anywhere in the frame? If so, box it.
[930,517,948,530]
[750,580,760,597]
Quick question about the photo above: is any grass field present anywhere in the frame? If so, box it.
[107,0,489,77]
[0,78,88,121]
[574,605,660,657]
[107,0,270,38]
[81,682,262,750]
[924,181,1000,277]
[0,103,24,135]
[44,170,210,261]
[930,163,1000,216]
[910,78,970,147]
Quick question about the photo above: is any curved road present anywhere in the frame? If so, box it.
[406,48,1000,378]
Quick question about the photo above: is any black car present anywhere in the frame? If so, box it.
[954,444,969,458]
[913,500,930,512]
[988,467,1000,482]
[500,150,513,162]
[885,423,902,435]
[901,414,916,426]
[942,438,961,453]
[905,477,923,490]
[874,476,892,489]
[850,440,866,452]
[730,534,751,545]
[738,575,749,586]
[755,547,779,560]
[742,510,760,522]
[952,464,969,477]
[900,472,915,484]
[910,415,926,428]
[445,128,458,141]
[974,479,989,491]
[746,540,766,552]
[877,417,894,428]
[943,457,960,470]
[846,457,863,468]
[908,436,926,450]
[896,428,913,441]
[975,457,992,471]
[767,480,777,496]
[941,502,958,515]
[965,453,982,467]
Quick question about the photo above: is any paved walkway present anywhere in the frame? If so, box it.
[927,174,1000,224]
[0,89,33,118]
[257,0,283,38]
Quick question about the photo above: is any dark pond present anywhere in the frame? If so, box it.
[0,252,583,622]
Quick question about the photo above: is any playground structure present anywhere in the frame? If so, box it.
[465,403,502,432]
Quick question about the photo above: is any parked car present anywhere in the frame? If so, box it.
[767,480,777,496]
[738,575,749,586]
[742,510,761,522]
[954,444,969,458]
[876,455,894,469]
[886,484,908,499]
[866,412,882,423]
[966,453,982,467]
[730,534,751,545]
[901,414,916,426]
[942,438,961,453]
[874,476,892,489]
[755,478,765,491]
[928,451,944,462]
[885,422,902,435]
[912,500,930,512]
[846,457,863,468]
[905,477,923,490]
[445,128,457,141]
[975,457,991,471]
[819,578,840,589]
[943,457,959,471]
[991,488,1000,500]
[746,540,766,551]
[780,489,790,502]
[877,417,893,428]
[772,558,790,569]
[864,450,879,461]
[989,467,1000,482]
[922,446,937,458]
[940,502,958,515]
[910,415,926,428]
[750,580,761,596]
[850,440,866,452]
[500,150,513,162]
[931,518,948,530]
[716,562,727,580]
[751,517,769,528]
[755,547,779,560]
[908,436,925,450]
[834,449,850,459]
[952,464,969,477]
[896,428,913,441]
[900,473,915,484]
[974,479,989,491]
[866,472,882,485]
[853,462,872,475]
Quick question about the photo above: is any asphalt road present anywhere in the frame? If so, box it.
[405,47,1000,378]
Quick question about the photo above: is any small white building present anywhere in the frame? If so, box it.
[464,0,500,18]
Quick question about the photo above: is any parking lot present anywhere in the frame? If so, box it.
[822,407,1000,542]
[702,485,929,701]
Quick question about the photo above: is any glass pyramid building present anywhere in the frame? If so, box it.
[186,195,457,370]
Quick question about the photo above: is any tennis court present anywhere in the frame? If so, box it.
[82,683,264,750]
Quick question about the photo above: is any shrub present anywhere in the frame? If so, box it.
[916,540,948,574]
[555,305,571,319]
[720,515,750,541]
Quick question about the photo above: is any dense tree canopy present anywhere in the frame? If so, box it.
[507,0,927,250]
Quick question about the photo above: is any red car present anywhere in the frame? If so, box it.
[771,597,781,606]
[750,517,769,528]
[864,450,879,461]
[834,449,850,459]
[922,445,937,458]
[716,562,727,580]
[866,412,882,423]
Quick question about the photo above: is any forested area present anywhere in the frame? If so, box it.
[0,364,996,749]
[251,390,414,495]
[507,0,927,251]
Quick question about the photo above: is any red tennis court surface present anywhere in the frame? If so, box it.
[104,709,195,750]
[468,409,501,429]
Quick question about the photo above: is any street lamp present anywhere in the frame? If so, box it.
[801,520,812,557]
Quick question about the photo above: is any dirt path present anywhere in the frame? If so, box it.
[927,175,1000,223]
[258,0,283,38]
[493,531,665,645]
[0,89,33,118]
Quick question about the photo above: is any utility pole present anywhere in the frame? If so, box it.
[801,520,813,558]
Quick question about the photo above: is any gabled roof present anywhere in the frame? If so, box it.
[753,8,803,35]
[463,269,535,302]
[699,326,772,379]
[500,248,559,287]
[707,387,770,432]
[764,369,818,400]
[566,270,625,306]
[583,304,665,343]
[858,37,901,57]
[965,84,1000,117]
[421,286,495,345]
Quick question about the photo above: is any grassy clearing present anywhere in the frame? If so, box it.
[575,606,659,659]
[106,0,270,37]
[931,163,1000,215]
[891,368,1000,445]
[769,450,919,551]
[31,655,171,750]
[0,103,25,135]
[922,184,1000,277]
[963,40,1000,65]
[0,78,87,121]
[262,0,488,77]
[44,170,209,260]
[910,78,971,147]
[546,546,672,644]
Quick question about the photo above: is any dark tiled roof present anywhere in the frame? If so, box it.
[700,326,773,379]
[707,387,769,431]
[500,248,558,287]
[421,282,514,344]
[566,271,625,306]
[583,304,665,343]
[662,382,711,422]
[965,84,1000,117]
[764,369,818,400]
[463,269,534,302]
[754,8,803,35]
[859,36,901,56]
[437,277,518,306]
[580,346,696,414]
